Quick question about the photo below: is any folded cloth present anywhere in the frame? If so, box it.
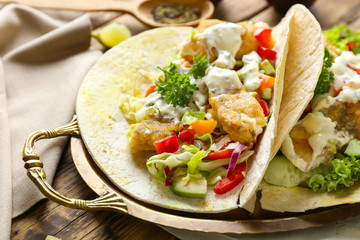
[0,4,101,239]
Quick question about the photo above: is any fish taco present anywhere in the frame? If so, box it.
[260,4,360,212]
[77,14,293,212]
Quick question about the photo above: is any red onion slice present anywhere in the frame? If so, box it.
[194,139,205,150]
[165,167,179,186]
[226,144,247,177]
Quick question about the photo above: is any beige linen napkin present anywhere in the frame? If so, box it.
[0,4,101,239]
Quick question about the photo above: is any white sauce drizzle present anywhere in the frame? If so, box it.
[238,51,262,91]
[283,50,360,171]
[200,22,245,69]
[204,67,241,94]
[135,92,188,123]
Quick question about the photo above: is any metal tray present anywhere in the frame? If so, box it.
[21,116,360,235]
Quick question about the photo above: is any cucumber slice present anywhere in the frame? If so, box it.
[169,176,207,199]
[345,139,360,157]
[259,60,275,76]
[260,87,272,100]
[264,153,331,187]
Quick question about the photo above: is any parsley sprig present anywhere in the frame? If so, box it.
[188,54,209,79]
[314,48,335,95]
[156,55,209,107]
[156,62,198,107]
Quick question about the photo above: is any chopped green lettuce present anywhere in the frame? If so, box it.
[181,109,206,125]
[307,155,360,193]
[324,24,360,52]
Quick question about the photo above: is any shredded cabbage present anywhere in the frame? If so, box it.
[187,150,207,174]
[119,94,147,122]
[198,150,253,171]
[147,151,194,179]
[146,132,254,187]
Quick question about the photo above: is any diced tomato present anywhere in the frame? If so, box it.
[205,149,234,160]
[254,28,272,48]
[259,74,275,89]
[347,64,360,75]
[257,46,277,60]
[178,126,196,142]
[346,42,359,53]
[153,135,179,154]
[258,100,270,116]
[145,85,157,97]
[214,161,246,194]
[191,120,217,135]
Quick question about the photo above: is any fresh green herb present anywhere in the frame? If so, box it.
[324,24,360,51]
[156,62,198,107]
[314,48,335,95]
[307,155,360,193]
[188,54,209,79]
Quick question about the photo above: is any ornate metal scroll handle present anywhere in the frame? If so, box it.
[22,115,128,214]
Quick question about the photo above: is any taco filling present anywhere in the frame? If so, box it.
[263,23,360,208]
[119,20,281,199]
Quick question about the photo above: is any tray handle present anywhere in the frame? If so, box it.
[22,115,128,214]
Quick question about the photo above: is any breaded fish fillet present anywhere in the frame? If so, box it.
[130,118,181,152]
[209,91,266,147]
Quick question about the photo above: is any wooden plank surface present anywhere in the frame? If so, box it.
[11,0,360,239]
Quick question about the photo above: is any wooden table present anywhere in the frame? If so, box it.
[10,0,360,239]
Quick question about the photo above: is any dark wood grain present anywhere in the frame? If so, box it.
[10,0,360,239]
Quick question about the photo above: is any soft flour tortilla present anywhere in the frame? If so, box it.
[261,181,360,212]
[76,20,291,212]
[239,10,293,211]
[270,4,324,161]
[259,5,360,213]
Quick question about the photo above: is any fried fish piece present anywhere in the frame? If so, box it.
[320,100,360,139]
[130,118,181,152]
[236,22,261,59]
[209,91,266,147]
